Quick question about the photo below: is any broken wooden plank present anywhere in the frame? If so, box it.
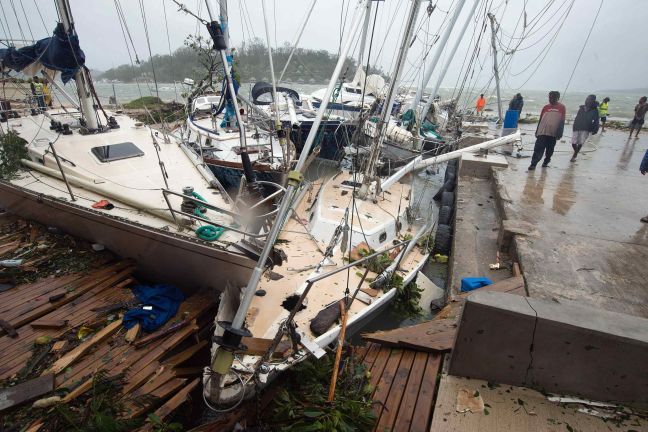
[134,318,189,349]
[30,319,67,329]
[362,318,458,353]
[162,340,207,367]
[409,354,442,432]
[125,323,140,343]
[0,319,18,338]
[51,340,67,353]
[48,319,123,374]
[0,374,54,413]
[239,337,291,357]
[172,367,203,377]
[141,378,200,430]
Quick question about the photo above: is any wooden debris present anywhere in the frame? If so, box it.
[239,337,291,357]
[362,318,458,353]
[48,319,123,374]
[30,319,67,329]
[51,340,67,352]
[163,340,207,366]
[147,378,200,424]
[0,318,18,338]
[133,318,190,349]
[125,323,140,343]
[0,374,54,413]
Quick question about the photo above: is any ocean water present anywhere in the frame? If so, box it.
[92,81,643,121]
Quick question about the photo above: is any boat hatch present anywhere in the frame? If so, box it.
[232,145,269,155]
[341,180,362,189]
[91,142,145,162]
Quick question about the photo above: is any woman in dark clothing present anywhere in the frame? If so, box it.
[508,93,524,113]
[570,94,599,162]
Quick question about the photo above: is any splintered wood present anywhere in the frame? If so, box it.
[0,219,216,426]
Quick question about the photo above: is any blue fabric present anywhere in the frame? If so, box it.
[460,277,493,292]
[640,149,648,174]
[123,284,185,332]
[0,23,85,83]
[503,110,520,128]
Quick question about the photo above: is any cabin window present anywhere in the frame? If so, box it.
[91,142,144,162]
[205,138,211,147]
[379,232,387,243]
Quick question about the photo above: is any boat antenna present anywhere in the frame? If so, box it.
[208,0,370,378]
[55,0,99,130]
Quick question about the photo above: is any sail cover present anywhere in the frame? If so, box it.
[0,23,85,83]
[251,81,300,105]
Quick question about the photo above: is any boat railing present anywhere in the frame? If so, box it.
[161,186,285,239]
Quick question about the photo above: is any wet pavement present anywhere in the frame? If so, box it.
[495,127,648,318]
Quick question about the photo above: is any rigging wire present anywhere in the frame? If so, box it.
[33,0,49,33]
[0,2,15,43]
[17,0,34,41]
[113,0,144,100]
[7,0,26,41]
[562,0,603,97]
[138,0,161,100]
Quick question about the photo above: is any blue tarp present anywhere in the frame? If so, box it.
[123,284,185,332]
[460,277,493,292]
[0,23,85,83]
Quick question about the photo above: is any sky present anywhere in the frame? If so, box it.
[3,0,647,94]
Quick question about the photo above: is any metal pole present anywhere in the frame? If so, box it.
[357,0,373,67]
[48,142,76,201]
[55,0,98,130]
[228,1,369,331]
[278,0,318,84]
[261,0,290,170]
[409,0,467,113]
[424,0,479,112]
[361,0,421,193]
[203,1,247,149]
[488,12,503,123]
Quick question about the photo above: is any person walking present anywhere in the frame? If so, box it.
[508,93,524,114]
[629,96,648,139]
[570,95,600,162]
[476,94,486,116]
[598,97,609,132]
[641,149,648,223]
[528,91,566,171]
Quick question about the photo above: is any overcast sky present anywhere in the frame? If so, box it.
[3,0,646,93]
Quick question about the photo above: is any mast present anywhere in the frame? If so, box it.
[55,0,98,130]
[359,0,421,198]
[487,12,503,122]
[261,0,290,171]
[422,0,479,116]
[408,0,466,114]
[209,0,370,375]
[357,1,373,68]
[219,0,230,54]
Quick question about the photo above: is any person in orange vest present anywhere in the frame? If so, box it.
[476,94,486,116]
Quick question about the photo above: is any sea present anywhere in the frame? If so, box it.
[93,81,642,121]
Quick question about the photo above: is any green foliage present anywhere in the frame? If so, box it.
[358,248,393,274]
[267,355,376,431]
[386,274,423,319]
[147,414,183,432]
[44,371,141,431]
[123,96,164,109]
[0,131,28,179]
[98,38,383,84]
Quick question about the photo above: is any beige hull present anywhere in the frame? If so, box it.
[0,181,256,292]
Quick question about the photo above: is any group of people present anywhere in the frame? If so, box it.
[528,92,648,170]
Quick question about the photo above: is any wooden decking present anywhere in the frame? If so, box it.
[357,342,443,432]
[0,216,213,430]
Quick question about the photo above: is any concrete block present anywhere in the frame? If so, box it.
[449,291,648,408]
[497,219,540,253]
[459,153,509,179]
